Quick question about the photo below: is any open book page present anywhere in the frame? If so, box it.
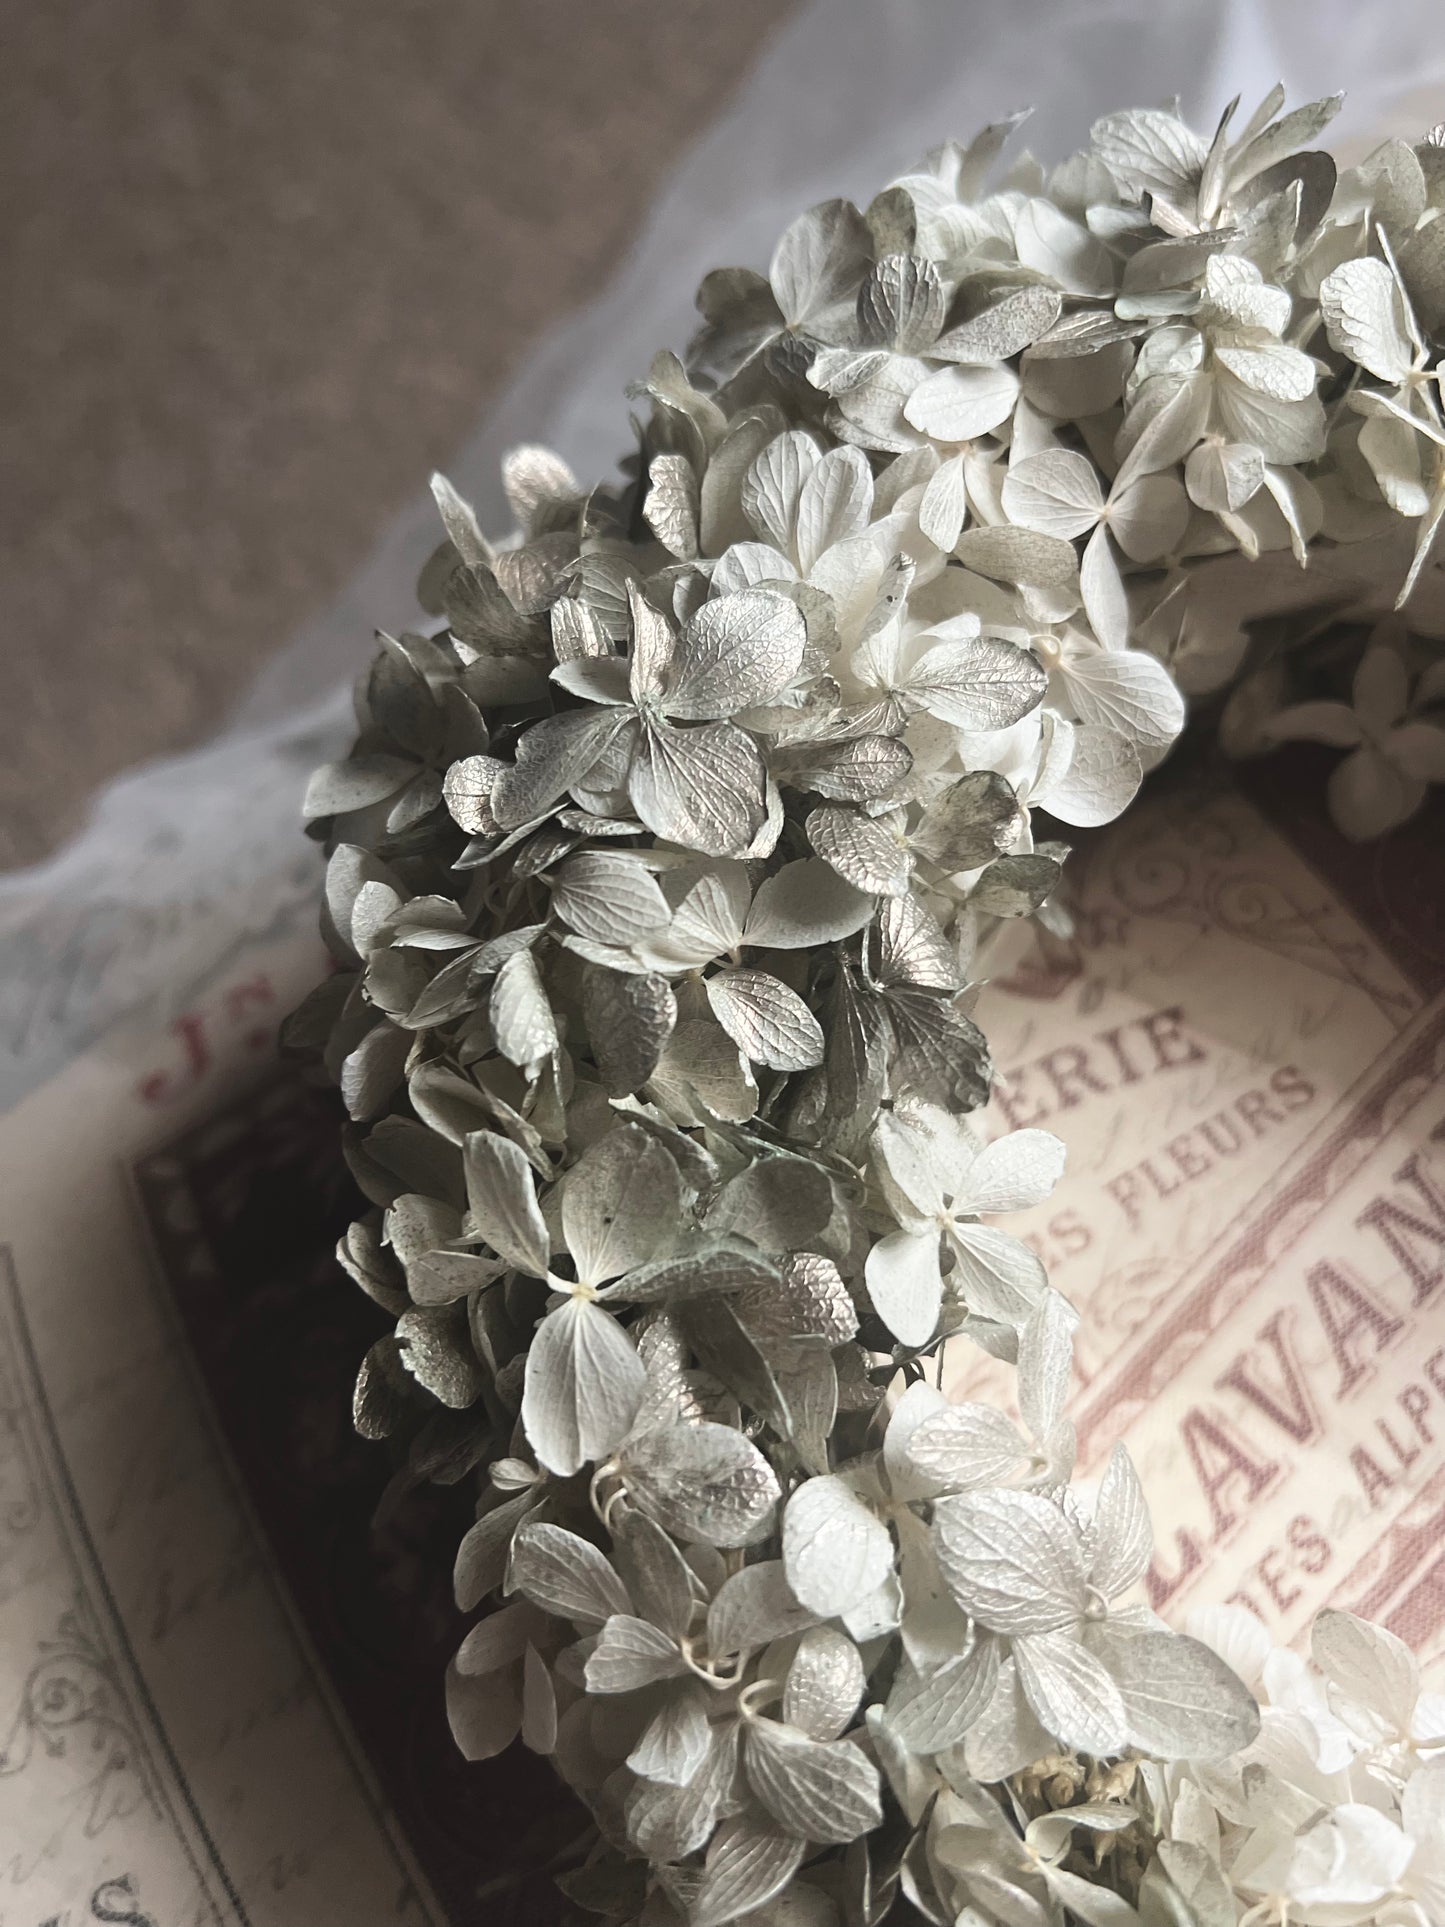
[0,929,452,1926]
[966,765,1445,1680]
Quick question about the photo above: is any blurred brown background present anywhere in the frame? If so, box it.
[0,0,789,871]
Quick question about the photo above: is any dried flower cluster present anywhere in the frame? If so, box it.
[870,1600,1445,1925]
[290,91,1445,1925]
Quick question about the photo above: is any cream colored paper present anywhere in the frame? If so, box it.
[965,781,1445,1679]
[0,931,446,1926]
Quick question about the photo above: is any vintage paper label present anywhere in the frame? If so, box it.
[964,777,1445,1678]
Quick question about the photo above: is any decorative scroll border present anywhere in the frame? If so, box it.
[0,1244,248,1923]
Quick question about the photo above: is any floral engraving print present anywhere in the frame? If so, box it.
[0,1603,159,1878]
[292,93,1445,1925]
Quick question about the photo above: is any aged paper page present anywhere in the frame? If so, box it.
[0,930,448,1927]
[967,775,1445,1679]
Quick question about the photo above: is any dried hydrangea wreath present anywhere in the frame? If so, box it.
[288,90,1445,1927]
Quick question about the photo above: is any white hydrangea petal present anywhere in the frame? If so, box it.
[1311,1608,1419,1736]
[957,1127,1066,1215]
[947,1221,1048,1325]
[783,1474,894,1617]
[1286,1805,1413,1909]
[874,1103,973,1217]
[795,444,874,574]
[1061,644,1186,751]
[882,1380,949,1500]
[865,1229,943,1348]
[521,1297,648,1478]
[741,429,819,551]
[1001,448,1105,539]
[1015,1628,1128,1756]
[1040,723,1142,827]
[562,1123,683,1285]
[903,363,1020,442]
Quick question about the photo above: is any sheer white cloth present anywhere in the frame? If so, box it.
[3,0,1442,1103]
